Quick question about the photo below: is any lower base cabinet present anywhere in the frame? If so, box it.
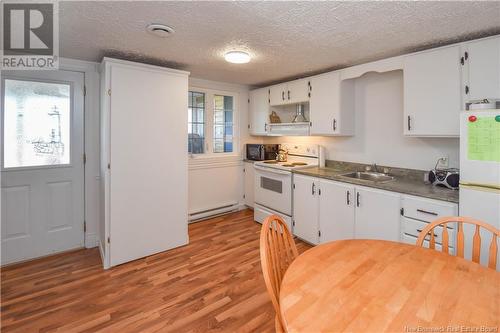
[292,175,402,244]
[354,187,401,241]
[292,174,320,244]
[243,161,255,207]
[319,180,355,242]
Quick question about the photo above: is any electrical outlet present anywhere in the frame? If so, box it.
[436,156,449,169]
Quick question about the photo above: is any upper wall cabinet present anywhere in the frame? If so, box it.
[464,36,500,102]
[403,45,462,137]
[249,87,270,135]
[269,79,310,106]
[309,71,355,136]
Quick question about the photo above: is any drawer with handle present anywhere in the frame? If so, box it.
[402,195,458,223]
[401,233,455,254]
[401,217,455,248]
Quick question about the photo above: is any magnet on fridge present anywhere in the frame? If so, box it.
[468,115,477,122]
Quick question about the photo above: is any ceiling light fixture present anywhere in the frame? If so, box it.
[224,51,251,64]
[146,24,175,38]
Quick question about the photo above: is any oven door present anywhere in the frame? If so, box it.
[254,165,292,216]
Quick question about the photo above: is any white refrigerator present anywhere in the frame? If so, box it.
[459,108,500,270]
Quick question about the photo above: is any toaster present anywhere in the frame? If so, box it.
[428,168,459,190]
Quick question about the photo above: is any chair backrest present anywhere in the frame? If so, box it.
[416,216,500,269]
[260,215,299,329]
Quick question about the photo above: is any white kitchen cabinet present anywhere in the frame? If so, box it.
[269,83,287,106]
[309,71,355,136]
[287,78,310,104]
[354,186,401,241]
[101,58,189,268]
[249,88,269,135]
[403,45,462,137]
[465,36,500,101]
[269,79,310,106]
[243,161,255,208]
[319,180,355,242]
[292,174,320,244]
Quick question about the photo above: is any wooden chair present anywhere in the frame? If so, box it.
[260,215,299,333]
[416,216,500,269]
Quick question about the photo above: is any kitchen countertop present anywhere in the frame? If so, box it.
[293,166,459,204]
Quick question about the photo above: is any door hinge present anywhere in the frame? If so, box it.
[83,153,87,164]
[107,89,111,96]
[83,221,86,232]
[400,208,404,216]
[83,85,87,96]
[107,236,110,244]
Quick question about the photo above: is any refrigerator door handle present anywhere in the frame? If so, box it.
[460,182,500,193]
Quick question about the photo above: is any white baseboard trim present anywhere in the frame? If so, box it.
[85,232,98,248]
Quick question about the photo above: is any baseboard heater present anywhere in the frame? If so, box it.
[189,201,240,222]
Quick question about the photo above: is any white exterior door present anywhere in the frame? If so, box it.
[1,70,85,265]
[292,174,319,244]
[354,186,401,241]
[319,180,355,243]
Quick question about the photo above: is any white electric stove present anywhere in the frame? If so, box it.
[253,143,324,231]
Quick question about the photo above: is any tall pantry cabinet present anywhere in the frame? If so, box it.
[100,58,190,268]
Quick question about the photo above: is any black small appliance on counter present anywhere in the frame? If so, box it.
[246,144,280,161]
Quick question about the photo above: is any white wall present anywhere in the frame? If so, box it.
[265,70,459,170]
[188,78,252,217]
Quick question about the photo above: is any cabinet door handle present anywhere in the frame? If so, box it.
[416,209,438,216]
[356,192,360,207]
[264,123,268,132]
[333,119,337,131]
[288,90,290,100]
[346,190,350,205]
[417,229,438,238]
[312,183,316,195]
[407,115,412,131]
[465,85,469,95]
[282,91,285,101]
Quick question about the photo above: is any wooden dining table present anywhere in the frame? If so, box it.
[280,239,500,333]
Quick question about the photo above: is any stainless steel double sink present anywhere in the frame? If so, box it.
[339,171,395,183]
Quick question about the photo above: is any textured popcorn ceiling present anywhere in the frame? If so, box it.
[60,1,500,86]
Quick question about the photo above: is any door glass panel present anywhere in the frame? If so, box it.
[3,79,71,168]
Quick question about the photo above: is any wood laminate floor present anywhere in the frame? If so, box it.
[1,209,311,333]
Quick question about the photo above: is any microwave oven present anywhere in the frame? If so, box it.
[246,144,280,161]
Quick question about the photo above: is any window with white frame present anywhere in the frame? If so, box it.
[188,89,237,156]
